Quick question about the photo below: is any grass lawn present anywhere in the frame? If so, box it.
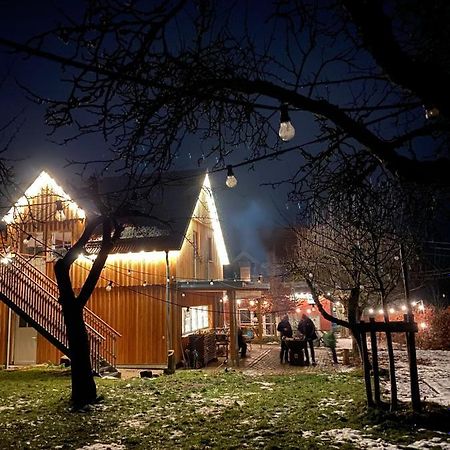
[0,367,448,449]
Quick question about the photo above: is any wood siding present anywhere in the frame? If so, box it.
[0,173,228,367]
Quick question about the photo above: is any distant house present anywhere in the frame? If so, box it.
[0,169,230,370]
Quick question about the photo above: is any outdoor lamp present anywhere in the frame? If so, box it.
[278,104,295,141]
[55,200,66,221]
[225,165,237,188]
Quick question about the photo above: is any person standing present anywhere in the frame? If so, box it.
[298,313,318,365]
[238,327,248,358]
[277,315,293,363]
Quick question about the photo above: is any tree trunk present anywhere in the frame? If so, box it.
[62,298,97,409]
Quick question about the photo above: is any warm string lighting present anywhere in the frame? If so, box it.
[278,104,295,141]
[55,200,66,222]
[225,165,237,188]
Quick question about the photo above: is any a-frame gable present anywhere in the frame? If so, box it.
[189,173,229,266]
[2,170,85,224]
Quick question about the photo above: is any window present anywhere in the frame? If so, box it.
[22,232,45,256]
[239,309,251,325]
[182,305,209,335]
[207,237,213,261]
[51,231,72,259]
[193,231,199,259]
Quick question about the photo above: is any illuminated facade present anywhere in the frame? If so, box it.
[0,169,229,367]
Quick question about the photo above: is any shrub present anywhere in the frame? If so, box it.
[416,307,450,350]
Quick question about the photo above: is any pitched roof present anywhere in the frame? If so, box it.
[85,169,208,253]
[1,168,228,260]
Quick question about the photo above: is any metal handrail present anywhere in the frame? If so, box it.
[0,253,120,371]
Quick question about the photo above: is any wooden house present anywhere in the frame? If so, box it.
[0,169,231,370]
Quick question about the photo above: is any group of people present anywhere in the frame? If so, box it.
[277,314,318,365]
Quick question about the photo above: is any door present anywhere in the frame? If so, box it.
[13,316,37,365]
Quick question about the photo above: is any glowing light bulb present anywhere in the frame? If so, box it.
[225,165,237,188]
[306,308,311,314]
[249,300,255,306]
[278,104,295,141]
[389,307,395,314]
[23,234,32,244]
[420,322,427,329]
[401,304,407,311]
[378,308,384,315]
[55,200,66,222]
[105,281,113,292]
[368,308,374,315]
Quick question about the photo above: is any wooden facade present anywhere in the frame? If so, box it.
[0,170,228,368]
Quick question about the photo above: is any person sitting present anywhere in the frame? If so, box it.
[238,327,248,358]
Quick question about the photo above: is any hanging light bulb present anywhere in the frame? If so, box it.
[105,281,113,292]
[55,200,66,222]
[257,274,262,283]
[185,307,191,319]
[225,165,237,188]
[23,234,32,244]
[278,104,295,141]
[209,279,214,285]
[424,105,439,120]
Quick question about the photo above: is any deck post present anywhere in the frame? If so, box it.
[228,289,239,367]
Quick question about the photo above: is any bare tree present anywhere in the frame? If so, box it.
[0,0,449,186]
[283,153,432,407]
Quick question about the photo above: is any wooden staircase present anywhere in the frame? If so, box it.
[0,253,121,375]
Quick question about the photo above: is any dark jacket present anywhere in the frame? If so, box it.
[277,319,293,338]
[298,317,317,340]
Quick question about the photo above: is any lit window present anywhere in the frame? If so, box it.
[182,305,209,335]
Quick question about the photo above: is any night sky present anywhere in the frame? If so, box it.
[0,1,305,261]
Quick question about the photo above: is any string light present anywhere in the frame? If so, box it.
[424,105,439,120]
[278,104,295,141]
[55,200,66,222]
[225,165,237,188]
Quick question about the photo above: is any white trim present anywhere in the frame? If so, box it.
[2,171,85,224]
[201,174,229,265]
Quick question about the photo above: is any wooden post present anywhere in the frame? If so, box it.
[405,314,421,412]
[228,290,239,367]
[257,299,263,348]
[359,323,374,407]
[369,318,381,405]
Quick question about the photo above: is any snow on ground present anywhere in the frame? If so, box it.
[320,428,450,449]
[378,349,450,406]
